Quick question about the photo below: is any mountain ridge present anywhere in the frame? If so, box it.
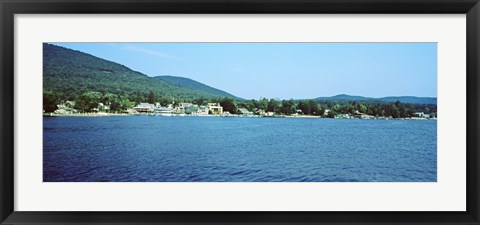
[314,94,436,105]
[43,43,241,101]
[154,75,242,100]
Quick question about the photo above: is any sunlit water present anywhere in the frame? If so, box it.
[43,116,437,182]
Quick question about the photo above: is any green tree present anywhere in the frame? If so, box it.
[267,99,281,113]
[193,97,205,106]
[220,98,237,114]
[359,103,367,113]
[102,93,118,104]
[43,91,58,113]
[308,100,321,115]
[119,95,134,111]
[257,98,268,111]
[390,104,400,118]
[74,91,103,112]
[327,110,338,118]
[158,97,170,106]
[131,91,145,104]
[147,90,156,103]
[281,99,296,115]
[298,101,310,115]
[333,104,342,112]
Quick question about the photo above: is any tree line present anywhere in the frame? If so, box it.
[44,90,437,118]
[221,98,436,118]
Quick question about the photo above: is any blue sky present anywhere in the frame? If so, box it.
[50,42,437,100]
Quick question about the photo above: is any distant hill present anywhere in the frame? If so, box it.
[154,75,241,100]
[315,94,370,101]
[43,43,240,101]
[315,94,436,105]
[378,96,437,104]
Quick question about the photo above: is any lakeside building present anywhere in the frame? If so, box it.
[65,101,76,108]
[256,109,266,115]
[353,111,374,119]
[133,102,223,115]
[95,103,110,112]
[55,101,78,114]
[208,103,223,115]
[126,109,138,114]
[412,112,431,120]
[190,106,209,115]
[323,109,330,116]
[259,111,274,117]
[413,112,425,118]
[134,103,155,113]
[335,113,351,119]
[154,105,175,116]
[176,103,194,114]
[238,108,254,116]
[187,105,209,115]
[175,103,210,115]
[413,112,431,119]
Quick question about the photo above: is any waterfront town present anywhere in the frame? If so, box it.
[46,100,436,120]
[42,44,438,121]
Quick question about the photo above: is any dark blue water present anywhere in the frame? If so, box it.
[43,116,437,182]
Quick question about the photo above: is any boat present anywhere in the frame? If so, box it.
[154,106,175,116]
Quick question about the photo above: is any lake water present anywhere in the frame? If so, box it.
[43,116,437,182]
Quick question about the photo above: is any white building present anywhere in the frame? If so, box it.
[413,112,425,118]
[207,103,223,115]
[238,108,253,115]
[134,103,155,113]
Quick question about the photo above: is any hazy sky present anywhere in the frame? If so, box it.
[51,42,437,100]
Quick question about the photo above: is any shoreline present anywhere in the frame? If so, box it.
[43,113,436,120]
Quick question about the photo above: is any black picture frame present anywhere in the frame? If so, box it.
[1,0,479,224]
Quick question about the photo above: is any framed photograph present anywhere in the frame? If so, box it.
[1,0,479,224]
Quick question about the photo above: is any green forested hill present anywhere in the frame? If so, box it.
[154,75,241,100]
[43,43,239,102]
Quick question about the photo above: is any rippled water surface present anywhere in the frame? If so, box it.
[43,116,437,182]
